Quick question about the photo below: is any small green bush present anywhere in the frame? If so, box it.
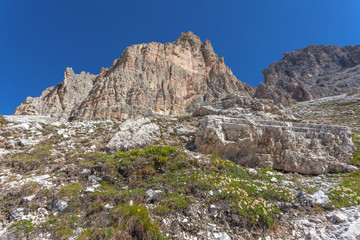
[112,203,164,240]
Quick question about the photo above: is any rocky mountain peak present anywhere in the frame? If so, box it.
[254,44,360,105]
[64,67,75,78]
[15,32,255,121]
[175,31,203,49]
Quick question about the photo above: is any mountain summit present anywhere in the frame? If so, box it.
[14,32,255,121]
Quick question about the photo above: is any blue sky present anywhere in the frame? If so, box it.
[0,0,359,115]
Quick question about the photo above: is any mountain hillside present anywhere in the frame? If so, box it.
[254,44,360,105]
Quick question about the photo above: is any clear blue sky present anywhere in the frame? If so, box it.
[1,0,359,115]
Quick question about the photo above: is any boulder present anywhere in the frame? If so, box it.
[196,115,355,175]
[106,118,161,153]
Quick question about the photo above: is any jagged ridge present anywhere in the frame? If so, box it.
[254,44,360,105]
[14,32,255,121]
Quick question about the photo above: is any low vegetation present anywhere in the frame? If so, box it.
[350,133,360,166]
[0,115,7,127]
[329,171,360,207]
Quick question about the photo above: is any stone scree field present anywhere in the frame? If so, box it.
[0,94,359,240]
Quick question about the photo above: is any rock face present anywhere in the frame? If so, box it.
[254,44,360,105]
[196,115,355,175]
[14,68,96,121]
[15,32,255,121]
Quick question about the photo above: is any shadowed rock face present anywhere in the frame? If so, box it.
[196,115,356,175]
[14,32,255,121]
[254,44,360,105]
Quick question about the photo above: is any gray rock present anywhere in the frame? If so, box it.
[340,218,360,239]
[311,190,330,206]
[106,118,161,153]
[146,189,156,202]
[330,212,348,223]
[88,175,102,184]
[75,227,83,236]
[5,140,16,150]
[81,169,91,175]
[271,177,278,183]
[52,200,68,212]
[85,187,95,193]
[176,127,196,137]
[345,165,358,172]
[18,139,38,147]
[213,232,231,240]
[247,168,257,175]
[10,208,24,221]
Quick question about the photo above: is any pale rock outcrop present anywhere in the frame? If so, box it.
[14,68,96,120]
[192,94,292,121]
[255,44,360,105]
[196,115,355,175]
[106,118,161,153]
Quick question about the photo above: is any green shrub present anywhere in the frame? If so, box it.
[112,203,164,240]
[59,183,83,198]
[155,192,193,215]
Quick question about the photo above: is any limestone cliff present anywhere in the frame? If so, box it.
[15,32,255,121]
[254,44,360,105]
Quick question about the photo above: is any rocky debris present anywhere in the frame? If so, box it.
[193,94,294,121]
[14,68,96,121]
[3,115,55,124]
[346,165,358,172]
[213,232,231,240]
[9,208,25,221]
[15,32,255,122]
[292,206,360,240]
[329,212,348,223]
[254,44,360,105]
[196,115,355,174]
[288,93,360,133]
[18,139,38,147]
[106,118,161,152]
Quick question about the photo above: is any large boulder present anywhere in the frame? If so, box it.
[196,115,355,175]
[106,118,161,153]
